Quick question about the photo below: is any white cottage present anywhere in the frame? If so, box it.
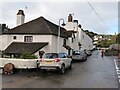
[65,14,93,51]
[0,10,93,58]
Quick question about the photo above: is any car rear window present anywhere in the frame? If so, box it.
[44,53,58,59]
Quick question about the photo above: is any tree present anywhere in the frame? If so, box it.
[84,30,98,40]
[117,33,120,44]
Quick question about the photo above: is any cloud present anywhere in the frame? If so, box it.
[0,2,118,35]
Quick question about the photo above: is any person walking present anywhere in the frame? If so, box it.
[101,49,104,58]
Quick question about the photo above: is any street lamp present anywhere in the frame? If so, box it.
[57,18,65,53]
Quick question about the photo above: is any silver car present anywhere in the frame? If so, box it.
[72,50,87,62]
[84,50,92,56]
[39,53,72,74]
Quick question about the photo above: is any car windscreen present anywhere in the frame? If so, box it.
[58,53,67,58]
[43,53,58,59]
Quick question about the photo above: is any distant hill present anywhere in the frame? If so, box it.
[84,30,98,40]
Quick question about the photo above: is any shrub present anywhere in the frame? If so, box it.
[20,52,37,59]
[105,49,118,56]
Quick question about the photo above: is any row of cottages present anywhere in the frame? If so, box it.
[0,10,93,58]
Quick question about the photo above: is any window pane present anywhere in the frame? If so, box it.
[13,36,16,40]
[24,36,33,42]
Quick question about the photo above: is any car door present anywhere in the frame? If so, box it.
[63,53,71,68]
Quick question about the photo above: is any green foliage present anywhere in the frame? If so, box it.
[105,49,118,56]
[20,52,37,59]
[98,39,114,48]
[84,30,98,40]
[98,34,119,47]
[117,33,120,44]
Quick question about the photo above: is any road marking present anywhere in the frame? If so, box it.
[118,75,120,79]
[117,72,120,75]
[0,69,2,74]
[114,59,120,85]
[114,59,118,70]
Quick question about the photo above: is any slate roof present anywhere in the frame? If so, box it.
[66,31,77,37]
[4,42,48,54]
[3,17,68,38]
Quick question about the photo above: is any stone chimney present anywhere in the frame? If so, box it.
[68,14,73,22]
[16,10,25,26]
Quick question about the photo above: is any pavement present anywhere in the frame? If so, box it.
[1,50,119,89]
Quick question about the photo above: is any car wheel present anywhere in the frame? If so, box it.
[41,69,46,73]
[69,62,72,69]
[82,58,86,62]
[60,64,65,74]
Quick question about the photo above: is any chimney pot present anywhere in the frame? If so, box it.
[68,14,73,22]
[17,10,25,16]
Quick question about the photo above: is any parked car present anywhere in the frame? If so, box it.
[84,50,92,56]
[39,53,72,74]
[72,50,87,62]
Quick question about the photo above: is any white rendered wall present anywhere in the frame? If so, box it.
[65,21,93,51]
[78,28,93,50]
[51,35,67,53]
[1,34,69,54]
[65,22,80,51]
[0,35,12,51]
[0,35,52,51]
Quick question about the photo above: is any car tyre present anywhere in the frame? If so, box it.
[41,69,46,73]
[82,58,86,62]
[69,62,72,69]
[60,64,65,74]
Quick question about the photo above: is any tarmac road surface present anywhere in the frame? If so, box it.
[2,50,119,88]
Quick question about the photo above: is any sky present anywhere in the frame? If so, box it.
[0,0,119,35]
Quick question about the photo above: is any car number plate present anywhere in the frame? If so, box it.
[72,56,77,58]
[45,61,53,64]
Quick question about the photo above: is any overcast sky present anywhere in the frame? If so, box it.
[0,0,119,35]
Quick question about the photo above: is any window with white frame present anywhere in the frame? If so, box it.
[24,36,33,42]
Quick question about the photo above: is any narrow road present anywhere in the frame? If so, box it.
[2,50,119,88]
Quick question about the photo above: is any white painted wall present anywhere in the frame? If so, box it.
[78,28,93,50]
[0,35,52,51]
[65,22,79,51]
[65,21,93,51]
[0,34,70,57]
[35,45,50,58]
[51,35,67,53]
[0,35,12,51]
[33,35,52,52]
[65,22,74,31]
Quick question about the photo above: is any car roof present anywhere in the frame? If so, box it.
[45,53,66,54]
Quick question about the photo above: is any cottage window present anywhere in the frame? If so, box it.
[13,36,17,40]
[24,36,33,42]
[63,39,66,45]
